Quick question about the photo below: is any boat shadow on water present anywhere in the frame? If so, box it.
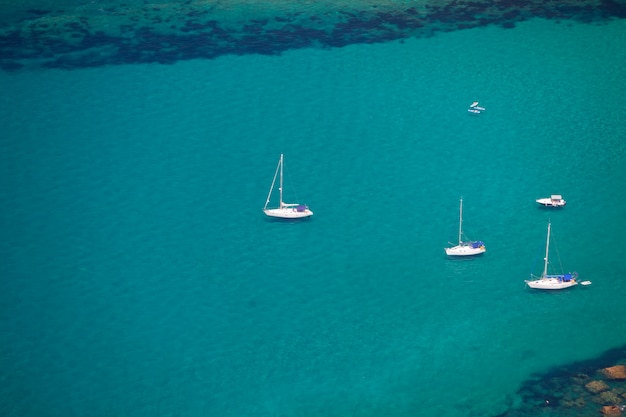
[263,216,313,224]
[444,252,485,261]
[535,205,567,211]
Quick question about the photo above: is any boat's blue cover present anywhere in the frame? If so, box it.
[563,274,573,282]
[296,205,307,212]
[470,241,484,248]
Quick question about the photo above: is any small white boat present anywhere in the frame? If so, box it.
[536,195,566,207]
[445,198,486,257]
[525,222,578,290]
[468,101,485,114]
[263,154,313,219]
[580,281,592,286]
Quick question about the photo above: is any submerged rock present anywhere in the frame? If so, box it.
[587,380,610,394]
[597,390,624,405]
[601,405,622,416]
[604,366,626,380]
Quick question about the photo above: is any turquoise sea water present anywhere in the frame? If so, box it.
[2,14,626,417]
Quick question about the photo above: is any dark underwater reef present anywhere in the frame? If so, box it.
[494,344,626,417]
[1,0,625,71]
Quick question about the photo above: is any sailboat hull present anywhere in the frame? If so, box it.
[445,245,486,256]
[264,208,313,219]
[525,278,578,290]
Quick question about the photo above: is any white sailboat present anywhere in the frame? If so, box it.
[445,198,486,256]
[525,222,578,290]
[263,154,313,219]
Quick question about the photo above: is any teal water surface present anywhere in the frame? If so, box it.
[1,17,626,417]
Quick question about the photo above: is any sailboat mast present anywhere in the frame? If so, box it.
[458,198,463,245]
[279,153,284,208]
[542,222,551,278]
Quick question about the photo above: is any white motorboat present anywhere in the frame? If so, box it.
[525,222,578,290]
[263,154,313,219]
[536,195,566,207]
[445,198,486,256]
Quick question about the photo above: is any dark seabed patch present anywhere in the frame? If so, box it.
[1,0,625,71]
[494,344,626,417]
